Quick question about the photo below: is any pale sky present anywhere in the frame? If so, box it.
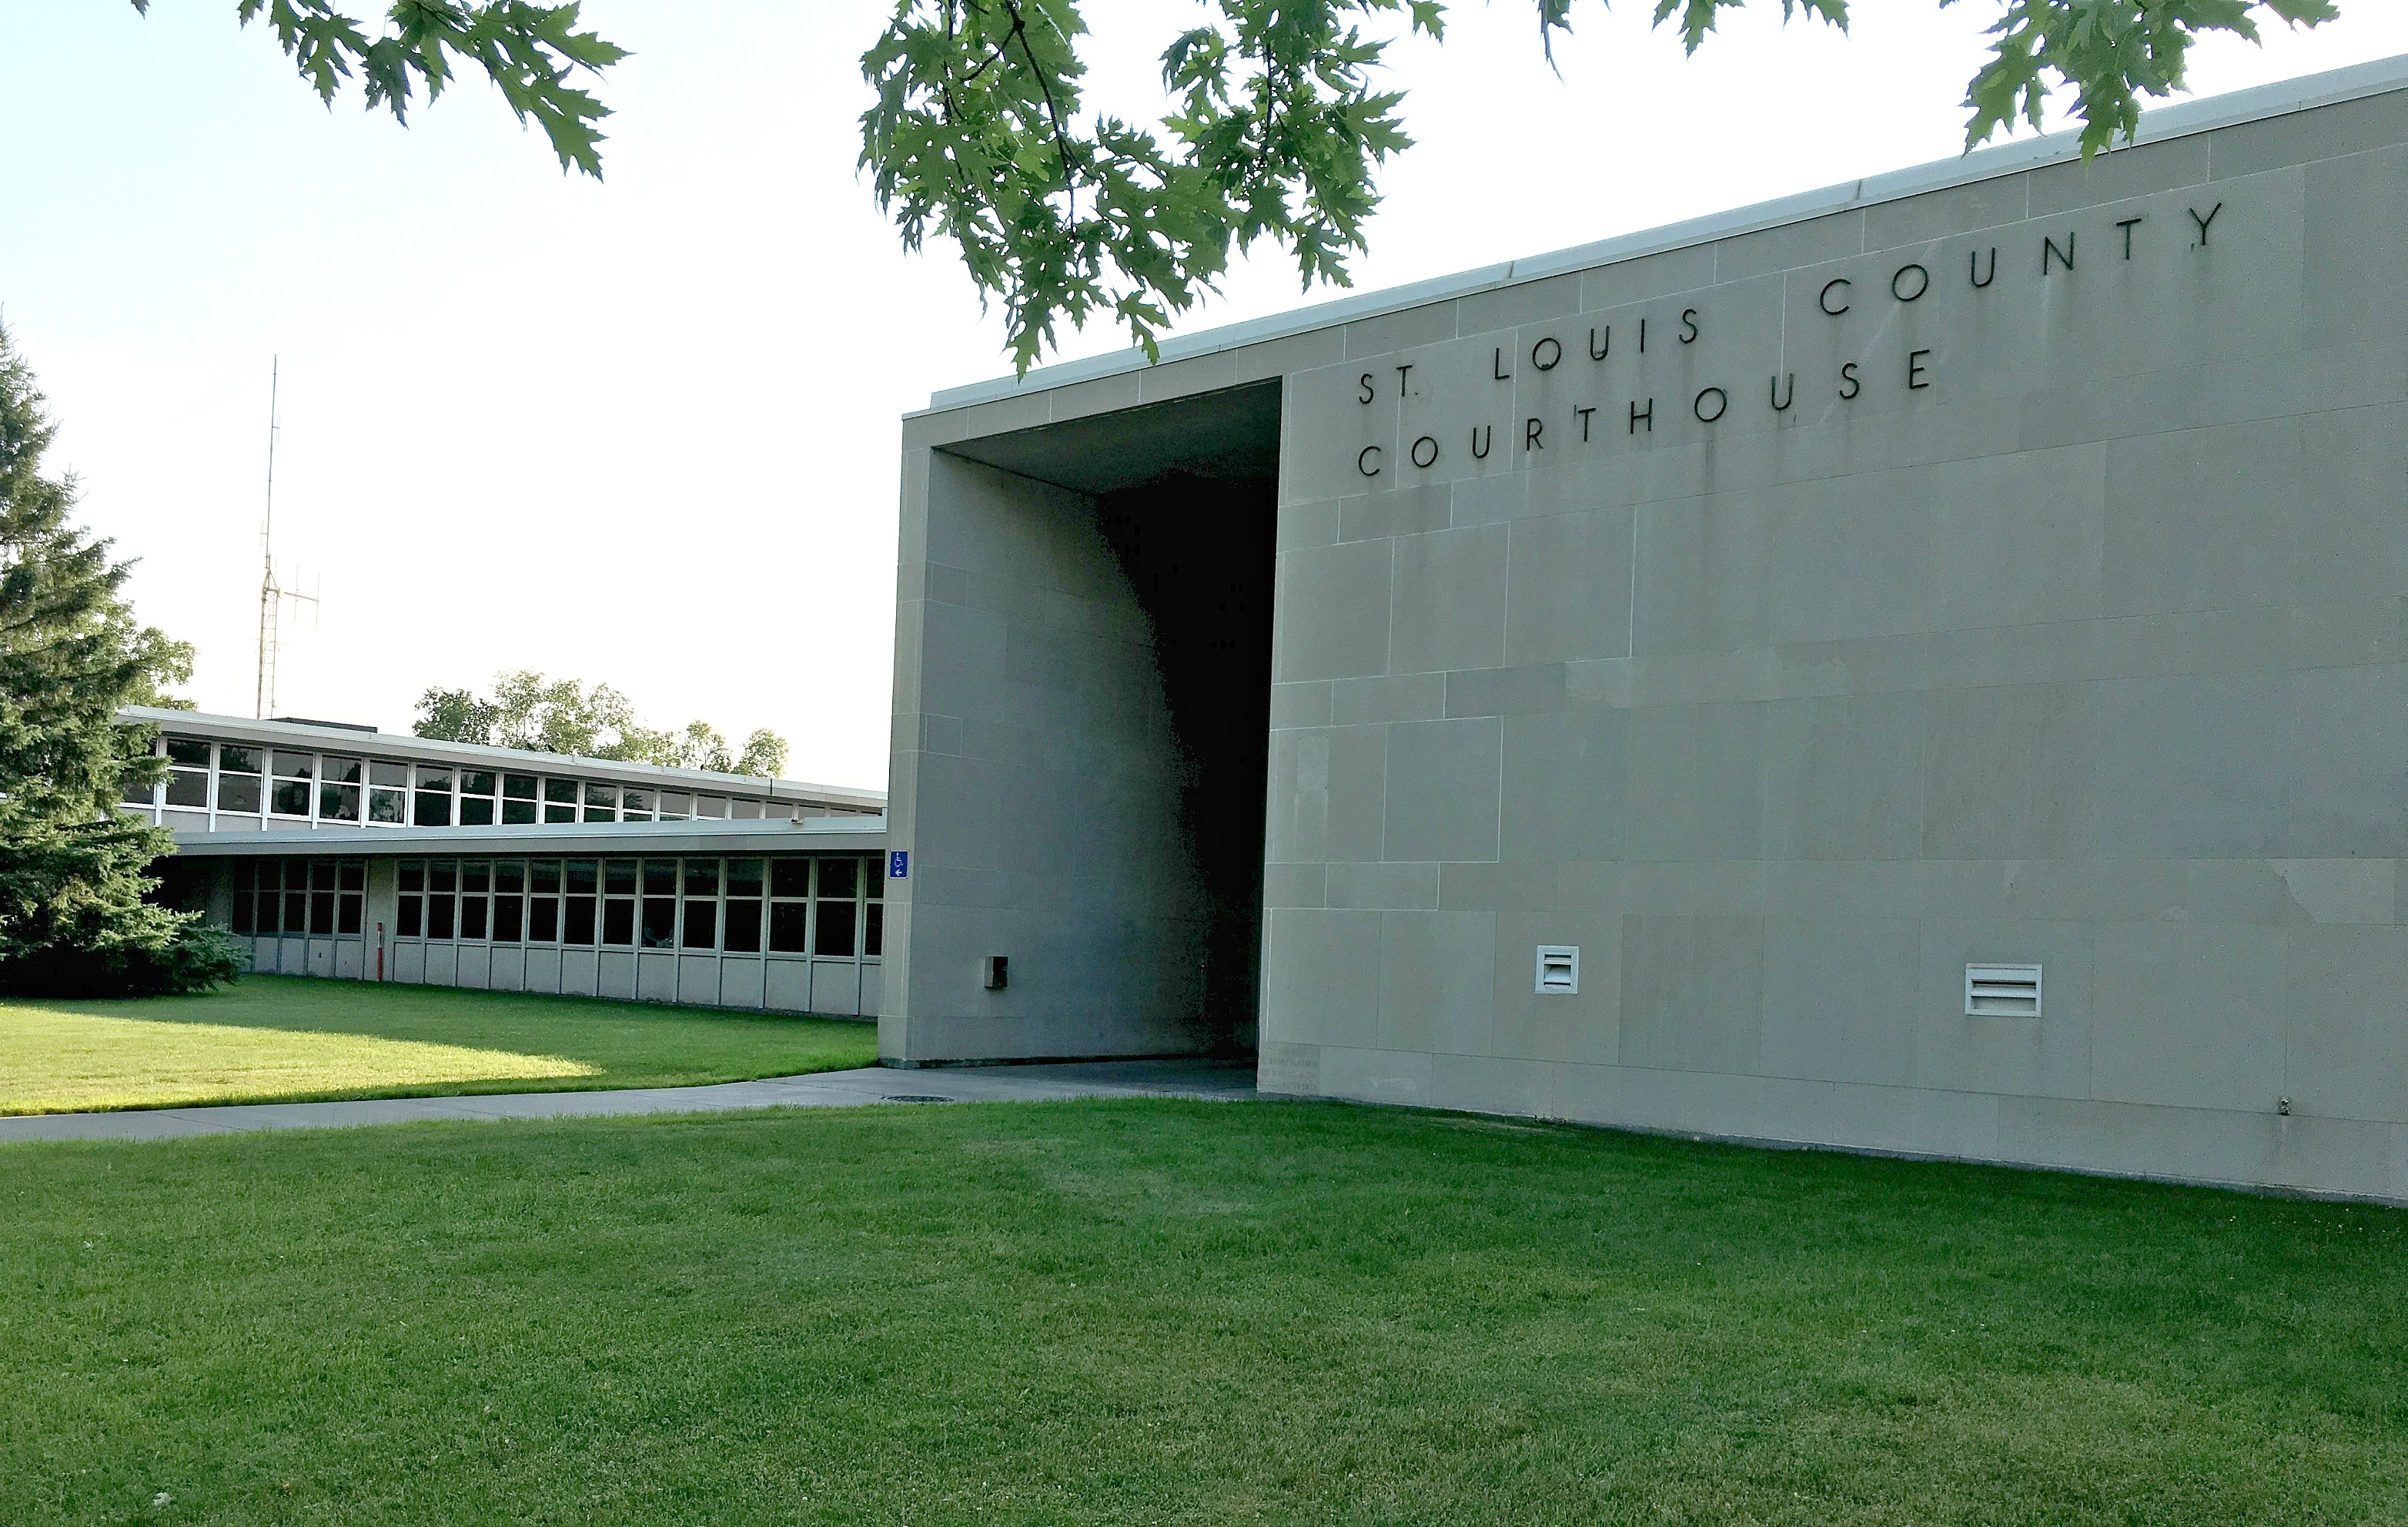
[4,2,2403,792]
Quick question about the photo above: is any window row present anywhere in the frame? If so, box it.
[396,855,884,958]
[129,738,846,827]
[229,859,367,938]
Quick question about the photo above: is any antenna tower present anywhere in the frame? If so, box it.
[255,358,318,718]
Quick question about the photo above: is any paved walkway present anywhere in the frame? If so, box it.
[0,1058,1260,1145]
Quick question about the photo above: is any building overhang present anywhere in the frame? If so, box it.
[169,816,888,859]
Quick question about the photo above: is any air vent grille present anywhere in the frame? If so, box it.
[1535,946,1579,996]
[1965,963,2042,1018]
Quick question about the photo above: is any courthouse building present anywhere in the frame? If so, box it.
[129,708,889,1016]
[878,57,2408,1202]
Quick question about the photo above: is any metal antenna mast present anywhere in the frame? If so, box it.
[254,358,317,718]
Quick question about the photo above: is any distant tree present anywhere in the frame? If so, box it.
[410,684,499,744]
[734,728,788,779]
[412,670,791,778]
[0,325,242,997]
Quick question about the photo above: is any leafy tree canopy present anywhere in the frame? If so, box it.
[0,324,240,997]
[413,670,790,779]
[153,0,2337,370]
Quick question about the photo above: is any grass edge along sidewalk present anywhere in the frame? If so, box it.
[6,1097,2406,1525]
[0,974,878,1116]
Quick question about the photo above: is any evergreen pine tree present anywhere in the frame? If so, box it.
[0,322,240,996]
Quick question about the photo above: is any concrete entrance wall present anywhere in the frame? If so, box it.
[895,59,2408,1201]
[882,451,1223,1063]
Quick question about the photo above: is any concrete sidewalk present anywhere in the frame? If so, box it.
[0,1057,1260,1144]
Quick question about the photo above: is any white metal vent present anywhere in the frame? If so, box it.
[1965,963,2042,1017]
[1536,946,1580,996]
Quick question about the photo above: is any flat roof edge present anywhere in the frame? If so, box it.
[918,51,2408,414]
[169,819,889,855]
[120,705,887,807]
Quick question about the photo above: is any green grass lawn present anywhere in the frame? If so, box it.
[5,1100,2406,1525]
[0,976,878,1114]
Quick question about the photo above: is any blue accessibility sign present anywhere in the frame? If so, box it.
[888,850,909,879]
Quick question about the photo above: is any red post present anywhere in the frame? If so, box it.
[376,923,385,982]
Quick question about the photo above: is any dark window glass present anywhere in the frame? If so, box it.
[543,803,577,823]
[682,900,717,949]
[815,900,857,958]
[724,899,762,953]
[399,862,424,893]
[642,859,675,896]
[414,790,453,826]
[528,897,560,943]
[313,862,338,891]
[273,752,315,781]
[621,788,654,817]
[418,767,453,792]
[166,770,209,807]
[285,890,309,930]
[567,860,599,894]
[459,796,495,826]
[463,862,490,894]
[818,857,858,899]
[398,896,422,938]
[531,860,561,892]
[256,889,281,935]
[430,862,457,893]
[462,771,496,797]
[684,859,719,898]
[217,773,262,813]
[427,896,454,940]
[122,775,156,806]
[584,782,617,810]
[271,780,313,817]
[370,761,409,787]
[166,738,211,767]
[865,902,884,957]
[659,791,693,818]
[319,782,361,822]
[727,858,764,898]
[232,892,256,936]
[604,859,636,895]
[601,899,634,945]
[503,774,539,800]
[339,862,364,892]
[219,747,262,776]
[323,756,363,784]
[502,799,537,825]
[640,898,677,948]
[493,896,522,943]
[459,896,488,941]
[338,895,363,936]
[769,901,809,953]
[565,896,597,944]
[495,862,524,892]
[369,789,406,824]
[544,778,578,803]
[770,858,809,898]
